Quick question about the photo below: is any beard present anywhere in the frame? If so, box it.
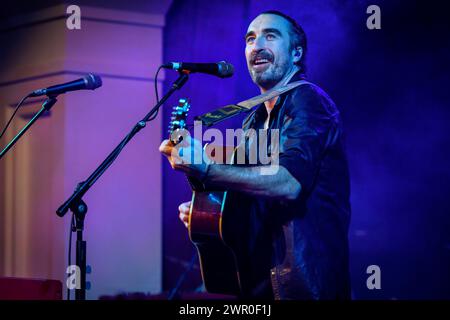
[248,58,291,90]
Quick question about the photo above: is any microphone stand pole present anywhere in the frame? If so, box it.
[56,72,189,300]
[0,97,58,160]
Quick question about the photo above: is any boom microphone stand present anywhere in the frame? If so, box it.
[56,72,189,300]
[0,97,58,160]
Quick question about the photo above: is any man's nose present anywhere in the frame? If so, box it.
[253,35,266,50]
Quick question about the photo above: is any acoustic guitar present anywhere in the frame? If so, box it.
[168,98,246,296]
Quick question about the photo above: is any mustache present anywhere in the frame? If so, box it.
[250,51,274,63]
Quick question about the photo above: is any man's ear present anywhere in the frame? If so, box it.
[293,46,303,64]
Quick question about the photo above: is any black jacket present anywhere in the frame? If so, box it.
[233,72,351,299]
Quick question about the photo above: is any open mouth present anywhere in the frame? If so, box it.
[253,58,271,65]
[251,54,273,70]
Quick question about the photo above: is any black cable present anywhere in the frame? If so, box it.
[148,65,163,122]
[155,65,162,104]
[70,65,167,197]
[67,214,75,300]
[0,93,32,140]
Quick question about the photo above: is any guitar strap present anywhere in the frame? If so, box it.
[195,80,311,127]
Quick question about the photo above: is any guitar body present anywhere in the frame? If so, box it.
[187,144,246,296]
[188,190,242,295]
[169,99,246,296]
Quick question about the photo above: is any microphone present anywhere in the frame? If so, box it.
[162,61,234,78]
[30,73,102,97]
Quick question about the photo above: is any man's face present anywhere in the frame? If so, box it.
[245,14,296,89]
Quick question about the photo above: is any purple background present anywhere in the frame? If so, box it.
[162,0,450,299]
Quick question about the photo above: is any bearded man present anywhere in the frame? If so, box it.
[160,10,351,300]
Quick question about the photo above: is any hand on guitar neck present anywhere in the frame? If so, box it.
[159,135,211,182]
[159,99,212,186]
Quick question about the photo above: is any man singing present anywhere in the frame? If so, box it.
[160,10,351,300]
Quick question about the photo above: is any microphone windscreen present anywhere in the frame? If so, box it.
[85,73,102,89]
[217,61,234,78]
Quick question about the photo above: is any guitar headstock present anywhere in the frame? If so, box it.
[169,98,190,144]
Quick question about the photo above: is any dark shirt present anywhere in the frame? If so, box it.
[229,72,351,299]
